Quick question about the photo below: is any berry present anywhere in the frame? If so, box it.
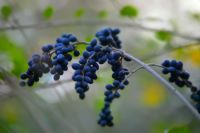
[161,60,191,89]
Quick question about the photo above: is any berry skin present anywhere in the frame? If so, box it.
[106,84,113,90]
[191,94,200,102]
[72,63,81,70]
[54,74,60,80]
[20,74,28,79]
[180,72,190,80]
[162,68,169,74]
[161,60,190,89]
[73,50,80,57]
[162,60,170,67]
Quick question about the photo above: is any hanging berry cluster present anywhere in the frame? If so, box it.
[161,60,200,113]
[19,28,200,127]
[20,28,132,127]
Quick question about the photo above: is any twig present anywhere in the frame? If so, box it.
[142,42,200,60]
[125,64,164,80]
[120,49,200,120]
[0,19,200,41]
[5,0,29,42]
[38,79,72,89]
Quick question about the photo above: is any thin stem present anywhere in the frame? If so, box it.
[0,19,200,41]
[126,64,164,80]
[143,42,200,61]
[120,49,200,120]
[49,41,89,55]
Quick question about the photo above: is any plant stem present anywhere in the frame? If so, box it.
[0,19,200,41]
[121,50,200,120]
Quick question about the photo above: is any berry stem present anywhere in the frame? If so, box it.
[120,50,200,120]
[125,64,164,80]
[49,41,89,56]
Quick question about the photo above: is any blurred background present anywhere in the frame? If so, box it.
[0,0,200,132]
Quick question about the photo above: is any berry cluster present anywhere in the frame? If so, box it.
[191,90,200,113]
[72,39,100,99]
[96,28,122,48]
[71,28,131,127]
[20,33,80,86]
[20,27,131,127]
[161,60,200,114]
[161,60,190,87]
[98,51,130,127]
[50,34,79,80]
[20,28,199,127]
[19,53,53,86]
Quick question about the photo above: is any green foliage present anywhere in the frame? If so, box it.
[155,30,172,42]
[75,43,87,55]
[167,125,191,133]
[74,8,85,18]
[151,121,169,133]
[0,71,4,80]
[43,6,54,20]
[0,35,27,76]
[1,5,12,20]
[94,95,104,112]
[85,35,94,42]
[120,5,139,18]
[98,10,108,19]
[190,12,200,22]
[0,118,12,133]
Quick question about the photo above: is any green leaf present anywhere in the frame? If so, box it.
[120,5,139,18]
[167,125,191,133]
[0,71,4,80]
[190,12,200,22]
[94,95,104,112]
[75,43,87,55]
[43,6,54,20]
[1,5,12,20]
[85,35,94,42]
[98,10,108,19]
[0,118,12,133]
[74,8,85,18]
[0,34,27,76]
[155,30,172,42]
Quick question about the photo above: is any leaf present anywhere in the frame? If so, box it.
[74,8,85,18]
[98,10,108,19]
[1,5,12,20]
[167,125,191,133]
[0,71,3,80]
[120,5,139,18]
[94,95,104,112]
[155,30,172,42]
[0,34,27,76]
[190,12,200,22]
[0,118,12,133]
[43,6,54,20]
[75,43,87,55]
[85,35,94,42]
[151,121,169,133]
